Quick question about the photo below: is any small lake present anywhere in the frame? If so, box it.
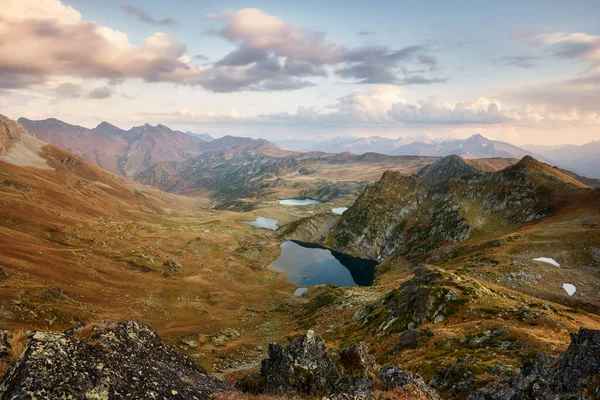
[244,217,278,230]
[279,198,322,206]
[268,241,377,287]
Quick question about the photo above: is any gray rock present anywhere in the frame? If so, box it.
[340,342,378,378]
[469,328,600,399]
[379,365,442,399]
[0,320,233,399]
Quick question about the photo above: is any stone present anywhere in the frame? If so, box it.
[469,328,600,399]
[0,320,233,399]
[378,365,442,399]
[340,342,378,378]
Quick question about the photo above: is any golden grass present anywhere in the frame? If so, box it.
[0,329,29,378]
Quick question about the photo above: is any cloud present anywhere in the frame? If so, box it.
[336,45,443,84]
[357,30,376,36]
[0,0,207,89]
[500,55,539,68]
[120,5,176,26]
[152,88,600,129]
[54,82,84,98]
[87,85,114,99]
[0,2,444,92]
[398,76,448,85]
[205,8,446,90]
[517,31,600,83]
[388,97,513,124]
[501,30,600,111]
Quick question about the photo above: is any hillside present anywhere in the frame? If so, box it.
[18,118,209,177]
[0,115,298,366]
[1,116,600,400]
[524,140,600,178]
[329,155,591,260]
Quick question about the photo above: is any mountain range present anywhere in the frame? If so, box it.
[278,133,540,159]
[523,141,600,179]
[18,118,213,177]
[1,114,600,399]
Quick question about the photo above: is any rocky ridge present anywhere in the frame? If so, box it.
[0,321,233,399]
[0,319,597,400]
[329,155,591,260]
[235,329,441,399]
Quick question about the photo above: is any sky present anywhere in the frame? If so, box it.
[1,0,600,145]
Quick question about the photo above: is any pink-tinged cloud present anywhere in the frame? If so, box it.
[0,0,206,88]
[0,1,445,92]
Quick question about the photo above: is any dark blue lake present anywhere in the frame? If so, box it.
[268,241,377,287]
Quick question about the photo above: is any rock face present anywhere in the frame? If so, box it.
[0,115,50,169]
[330,155,590,260]
[18,118,208,177]
[379,366,442,399]
[236,330,441,399]
[355,266,471,336]
[0,321,232,399]
[416,154,483,183]
[469,328,600,399]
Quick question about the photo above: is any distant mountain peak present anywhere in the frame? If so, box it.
[469,133,486,140]
[95,121,117,130]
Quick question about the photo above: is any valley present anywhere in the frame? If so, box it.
[0,114,599,399]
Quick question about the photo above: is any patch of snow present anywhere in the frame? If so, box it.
[533,257,560,267]
[293,288,308,297]
[562,283,576,296]
[332,207,348,215]
[204,229,210,233]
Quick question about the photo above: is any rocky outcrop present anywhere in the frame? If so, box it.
[0,320,233,399]
[430,358,478,398]
[355,266,471,336]
[330,155,590,260]
[0,115,49,169]
[278,213,340,243]
[379,366,442,399]
[236,330,441,399]
[469,328,600,399]
[416,155,484,183]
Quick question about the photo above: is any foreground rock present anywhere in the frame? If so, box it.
[0,320,232,399]
[236,330,441,399]
[469,328,600,399]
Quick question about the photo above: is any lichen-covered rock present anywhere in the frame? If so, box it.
[356,266,469,335]
[0,320,233,399]
[340,342,379,378]
[0,331,12,359]
[379,365,442,399]
[430,358,478,398]
[469,328,600,400]
[236,330,342,396]
[236,330,440,399]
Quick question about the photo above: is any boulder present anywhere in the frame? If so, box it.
[236,330,440,399]
[236,330,342,396]
[340,342,378,379]
[379,365,442,399]
[470,328,600,399]
[0,320,233,399]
